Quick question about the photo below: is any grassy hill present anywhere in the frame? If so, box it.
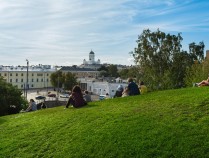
[1,87,209,157]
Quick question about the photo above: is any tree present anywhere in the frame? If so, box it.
[50,71,65,89]
[107,64,118,77]
[119,68,129,79]
[189,42,205,63]
[183,42,206,87]
[63,72,77,90]
[0,77,26,116]
[98,70,109,77]
[132,29,187,90]
[50,71,77,90]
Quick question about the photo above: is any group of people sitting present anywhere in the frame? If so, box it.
[114,78,147,98]
[24,78,147,111]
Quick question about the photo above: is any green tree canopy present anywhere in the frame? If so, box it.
[0,77,26,116]
[131,29,201,90]
[107,64,118,77]
[50,71,77,90]
[50,70,64,88]
[63,72,77,90]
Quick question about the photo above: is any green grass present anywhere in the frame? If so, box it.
[1,87,209,157]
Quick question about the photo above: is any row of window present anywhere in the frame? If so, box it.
[0,73,49,77]
[10,78,49,83]
[20,84,34,88]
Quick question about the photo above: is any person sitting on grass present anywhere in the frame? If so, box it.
[25,99,37,112]
[83,90,92,103]
[127,78,140,96]
[197,77,209,87]
[66,85,87,108]
[114,85,124,98]
[122,86,129,97]
[139,81,147,94]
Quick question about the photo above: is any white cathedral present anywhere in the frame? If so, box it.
[80,50,102,70]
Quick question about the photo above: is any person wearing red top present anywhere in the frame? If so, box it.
[66,85,87,108]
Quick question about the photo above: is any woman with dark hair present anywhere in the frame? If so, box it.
[66,85,87,108]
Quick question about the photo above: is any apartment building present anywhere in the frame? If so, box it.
[0,65,56,89]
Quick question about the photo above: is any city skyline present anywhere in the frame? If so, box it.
[0,0,209,66]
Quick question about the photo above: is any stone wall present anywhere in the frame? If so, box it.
[45,100,67,108]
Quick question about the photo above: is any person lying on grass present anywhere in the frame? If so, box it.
[197,77,209,87]
[66,85,87,108]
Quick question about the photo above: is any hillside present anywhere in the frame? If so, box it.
[1,87,209,157]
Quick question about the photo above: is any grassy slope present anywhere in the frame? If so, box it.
[1,87,209,157]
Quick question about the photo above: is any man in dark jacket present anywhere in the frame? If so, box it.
[127,78,140,96]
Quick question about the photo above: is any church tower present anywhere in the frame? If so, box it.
[89,50,95,64]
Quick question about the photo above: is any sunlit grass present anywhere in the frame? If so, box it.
[1,87,209,157]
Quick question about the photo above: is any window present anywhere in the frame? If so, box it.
[4,73,7,76]
[47,79,49,82]
[37,79,39,82]
[16,79,18,82]
[32,79,33,82]
[47,73,49,76]
[16,73,18,76]
[10,73,12,76]
[41,79,43,82]
[21,85,23,88]
[32,73,34,76]
[37,73,43,76]
[0,73,1,76]
[10,79,12,82]
[21,73,23,76]
[21,79,23,82]
[31,84,34,87]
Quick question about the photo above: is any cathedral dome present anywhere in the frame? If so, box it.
[89,50,94,54]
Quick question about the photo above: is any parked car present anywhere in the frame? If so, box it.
[60,93,70,98]
[35,95,46,100]
[48,93,56,97]
[99,95,106,100]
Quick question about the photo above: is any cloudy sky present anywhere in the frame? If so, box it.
[0,0,209,66]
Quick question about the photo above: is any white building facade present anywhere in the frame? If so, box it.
[80,50,102,70]
[0,65,56,89]
[78,78,127,97]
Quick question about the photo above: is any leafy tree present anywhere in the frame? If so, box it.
[50,71,65,88]
[189,42,205,63]
[184,42,206,87]
[50,71,77,90]
[107,64,118,77]
[0,77,26,116]
[132,29,187,90]
[170,51,191,88]
[119,68,129,79]
[98,70,109,77]
[63,72,77,90]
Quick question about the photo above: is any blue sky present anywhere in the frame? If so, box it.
[0,0,209,66]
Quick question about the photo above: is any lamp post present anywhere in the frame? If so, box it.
[26,59,29,100]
